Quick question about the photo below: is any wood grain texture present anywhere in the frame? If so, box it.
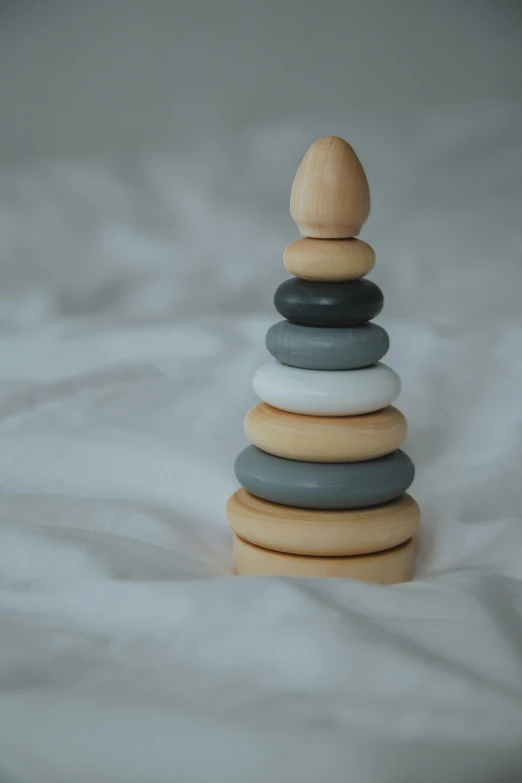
[233,534,415,583]
[290,137,370,239]
[227,489,420,556]
[284,237,375,281]
[245,404,407,462]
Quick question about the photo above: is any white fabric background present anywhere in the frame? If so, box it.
[0,2,521,781]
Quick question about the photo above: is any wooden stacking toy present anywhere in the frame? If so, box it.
[227,136,419,583]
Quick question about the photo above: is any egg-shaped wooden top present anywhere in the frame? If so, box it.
[290,136,370,239]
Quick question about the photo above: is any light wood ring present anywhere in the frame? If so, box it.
[284,237,375,281]
[245,404,406,462]
[233,535,415,583]
[227,489,420,556]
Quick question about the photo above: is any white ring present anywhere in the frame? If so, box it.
[253,361,401,416]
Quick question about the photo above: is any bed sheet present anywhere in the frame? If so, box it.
[0,121,521,782]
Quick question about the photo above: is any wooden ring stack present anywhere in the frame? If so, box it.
[227,136,419,583]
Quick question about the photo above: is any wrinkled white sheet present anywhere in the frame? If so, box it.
[1,108,522,781]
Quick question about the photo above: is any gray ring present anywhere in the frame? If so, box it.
[266,321,389,370]
[235,446,414,509]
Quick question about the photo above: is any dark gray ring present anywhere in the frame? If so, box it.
[274,278,383,327]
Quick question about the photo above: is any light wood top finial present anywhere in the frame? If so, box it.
[290,136,370,239]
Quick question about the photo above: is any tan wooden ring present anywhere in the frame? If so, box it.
[227,489,420,556]
[233,534,415,583]
[245,404,406,463]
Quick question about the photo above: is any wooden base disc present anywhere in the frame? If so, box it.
[233,535,415,583]
[227,489,420,556]
[284,237,375,281]
[245,403,406,462]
